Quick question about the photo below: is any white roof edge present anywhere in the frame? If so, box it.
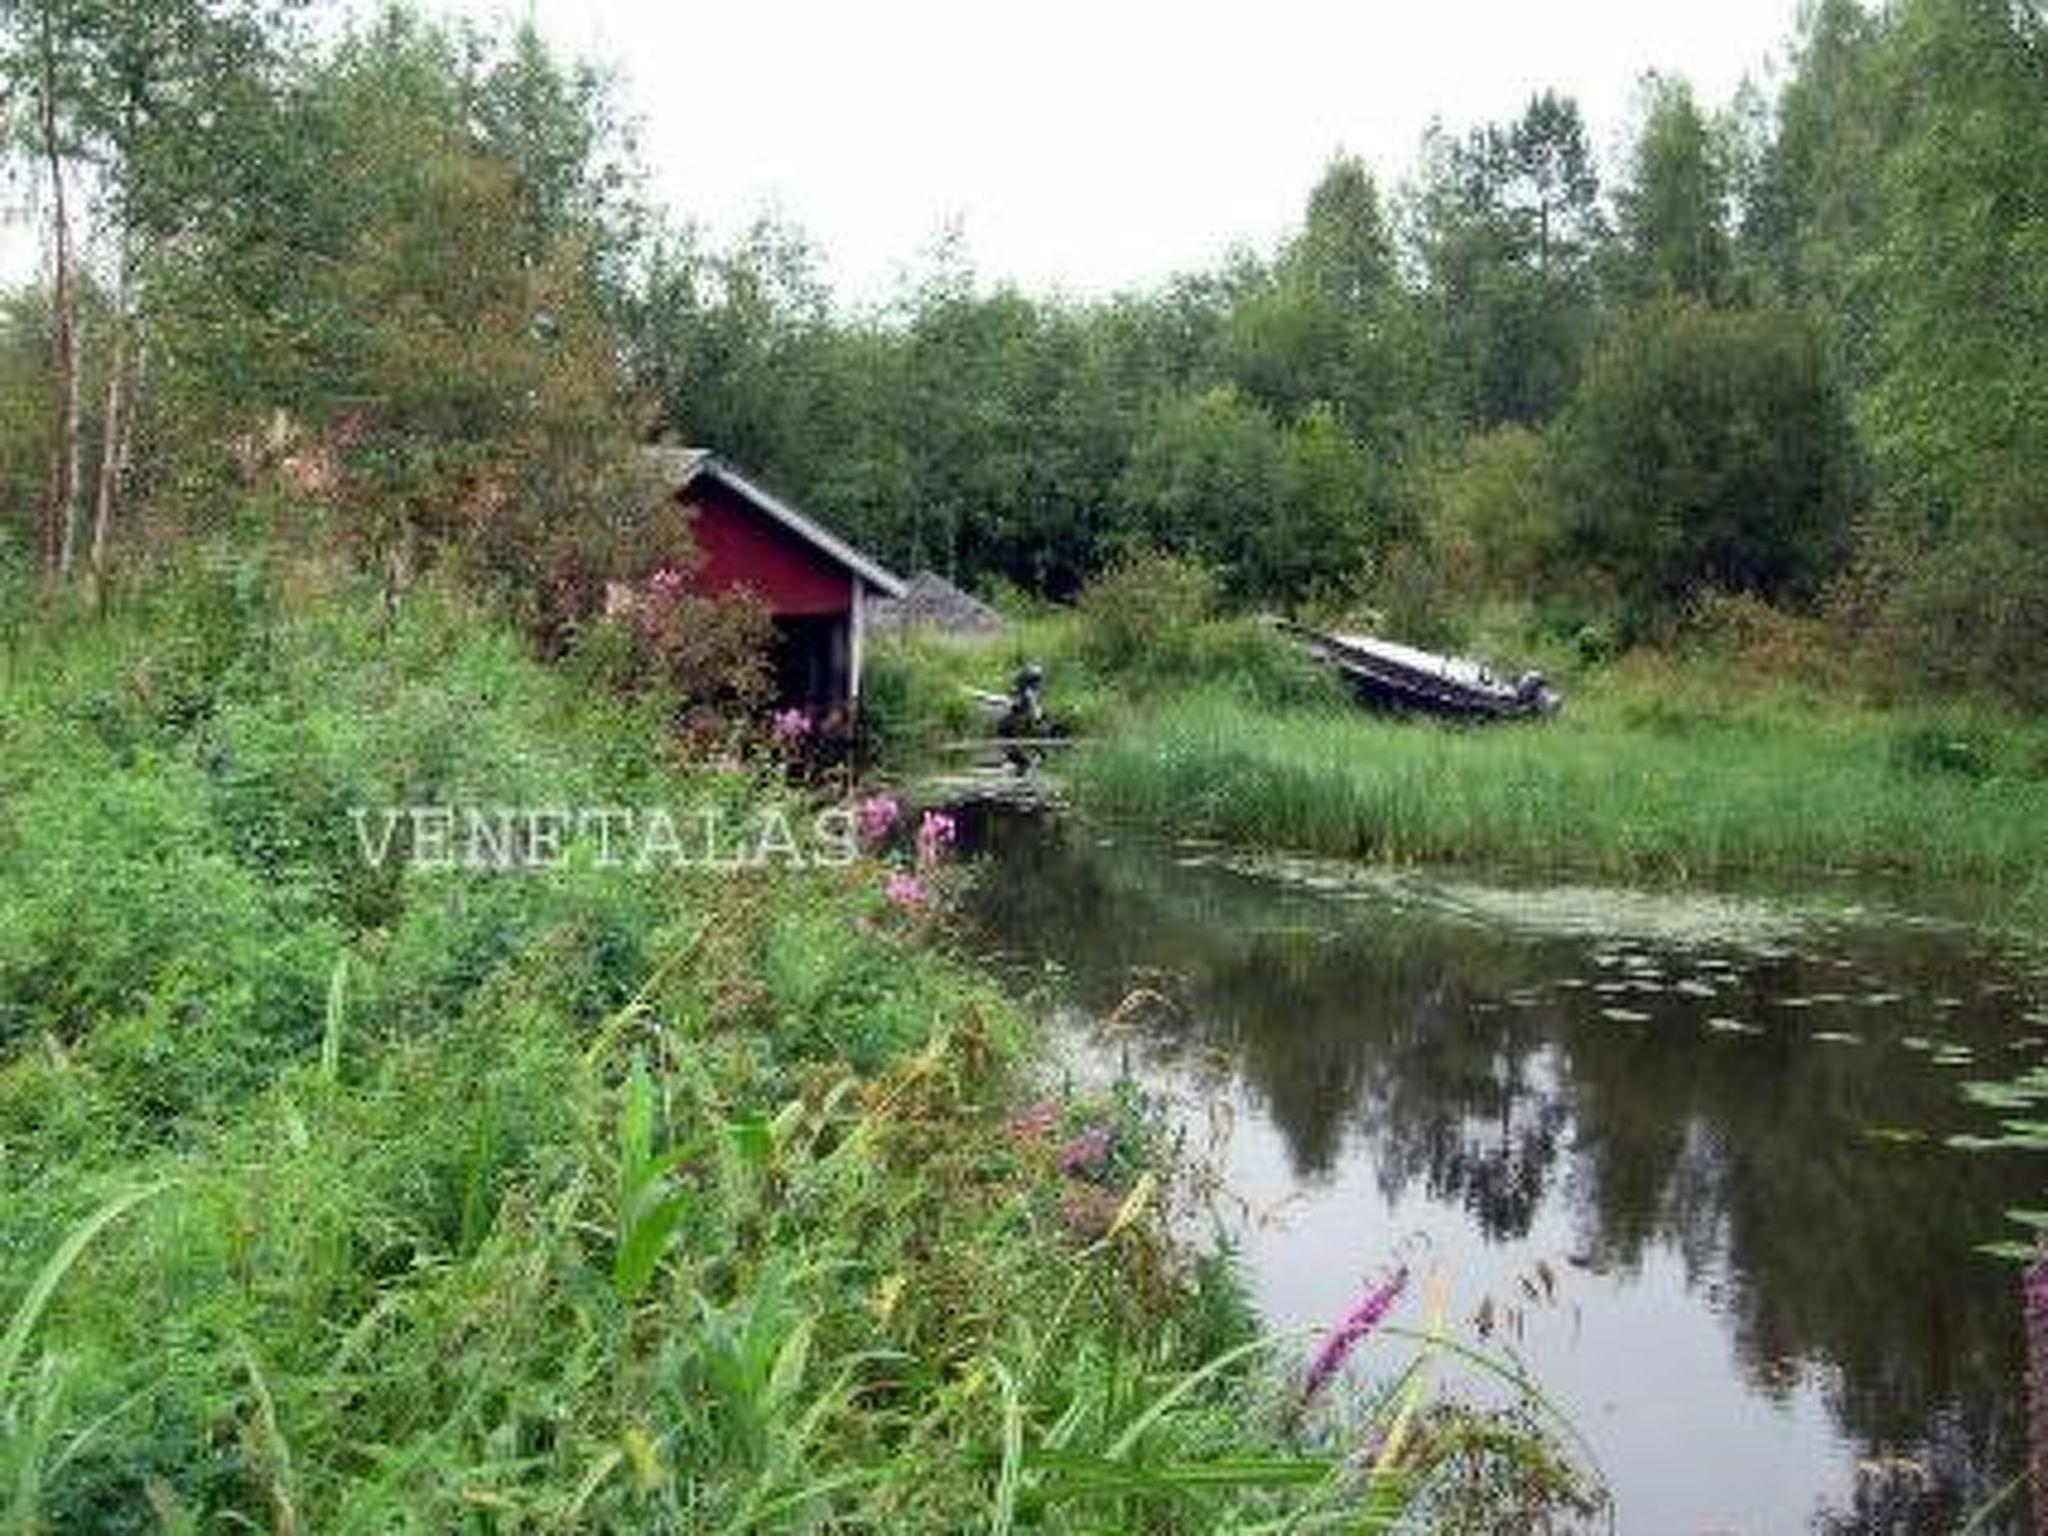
[676,454,907,599]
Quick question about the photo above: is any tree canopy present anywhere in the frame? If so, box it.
[1,0,2042,697]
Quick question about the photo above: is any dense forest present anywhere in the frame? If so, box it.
[1,0,2044,696]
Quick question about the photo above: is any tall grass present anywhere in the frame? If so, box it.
[0,563,1595,1531]
[1071,686,2048,891]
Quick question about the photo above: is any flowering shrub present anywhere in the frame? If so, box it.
[1059,1122,1115,1178]
[634,577,775,749]
[1007,1098,1059,1146]
[915,809,956,869]
[770,707,813,748]
[855,793,903,850]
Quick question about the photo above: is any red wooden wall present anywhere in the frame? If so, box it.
[681,478,854,617]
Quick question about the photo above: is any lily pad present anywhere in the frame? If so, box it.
[1706,1017,1763,1036]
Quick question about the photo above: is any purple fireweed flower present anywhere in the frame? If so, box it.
[771,707,812,745]
[916,810,957,869]
[647,566,687,600]
[1301,1266,1410,1405]
[884,871,927,910]
[855,793,902,849]
[1059,1122,1115,1176]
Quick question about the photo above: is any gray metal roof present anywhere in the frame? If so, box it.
[871,570,1010,634]
[639,446,906,598]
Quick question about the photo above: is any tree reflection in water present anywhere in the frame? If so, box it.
[958,809,2036,1535]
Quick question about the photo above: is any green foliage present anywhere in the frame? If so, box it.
[625,159,1428,609]
[1410,92,1603,428]
[1616,74,1734,302]
[1071,680,2048,894]
[612,1059,696,1301]
[637,583,777,744]
[0,560,661,1145]
[1853,499,2048,707]
[1853,0,2048,519]
[587,7,2038,695]
[1117,387,1279,594]
[2,0,2042,706]
[80,8,646,629]
[0,578,1588,1532]
[1075,549,1222,675]
[858,638,987,761]
[1555,300,1856,620]
[1839,0,2048,703]
[1734,0,1884,309]
[1065,556,1340,709]
[1117,392,1386,605]
[1424,426,1569,601]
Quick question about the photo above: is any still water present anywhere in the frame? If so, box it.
[956,809,2041,1535]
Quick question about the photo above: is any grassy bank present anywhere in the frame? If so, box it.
[870,598,2048,912]
[0,560,1589,1531]
[1074,687,2048,894]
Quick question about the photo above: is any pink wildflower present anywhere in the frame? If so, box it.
[1059,1122,1115,1177]
[884,871,927,910]
[916,809,957,869]
[855,793,903,849]
[1059,1184,1124,1240]
[771,707,812,745]
[1301,1267,1410,1405]
[1008,1098,1060,1146]
[647,566,687,599]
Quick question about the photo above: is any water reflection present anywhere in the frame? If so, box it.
[958,811,2040,1536]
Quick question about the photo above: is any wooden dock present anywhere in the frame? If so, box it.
[906,764,1066,814]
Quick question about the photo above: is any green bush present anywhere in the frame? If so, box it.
[1074,547,1220,675]
[859,638,985,759]
[1074,550,1342,709]
[1855,494,2048,710]
[1425,425,1567,600]
[1555,300,1858,625]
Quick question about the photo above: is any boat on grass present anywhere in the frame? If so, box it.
[1280,621,1562,721]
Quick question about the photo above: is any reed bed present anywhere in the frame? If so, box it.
[1071,689,2048,892]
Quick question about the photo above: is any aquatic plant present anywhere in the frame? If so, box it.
[1072,687,2048,898]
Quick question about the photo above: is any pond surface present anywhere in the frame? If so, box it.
[955,809,2043,1536]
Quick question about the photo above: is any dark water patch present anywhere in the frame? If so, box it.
[955,809,2042,1536]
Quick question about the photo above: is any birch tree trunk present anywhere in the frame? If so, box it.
[37,7,81,588]
[88,245,131,615]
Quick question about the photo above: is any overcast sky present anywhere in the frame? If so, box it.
[2,0,1806,299]
[444,0,1803,304]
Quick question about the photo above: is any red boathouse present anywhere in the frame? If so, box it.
[642,447,905,717]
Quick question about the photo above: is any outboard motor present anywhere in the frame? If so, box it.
[1513,670,1562,716]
